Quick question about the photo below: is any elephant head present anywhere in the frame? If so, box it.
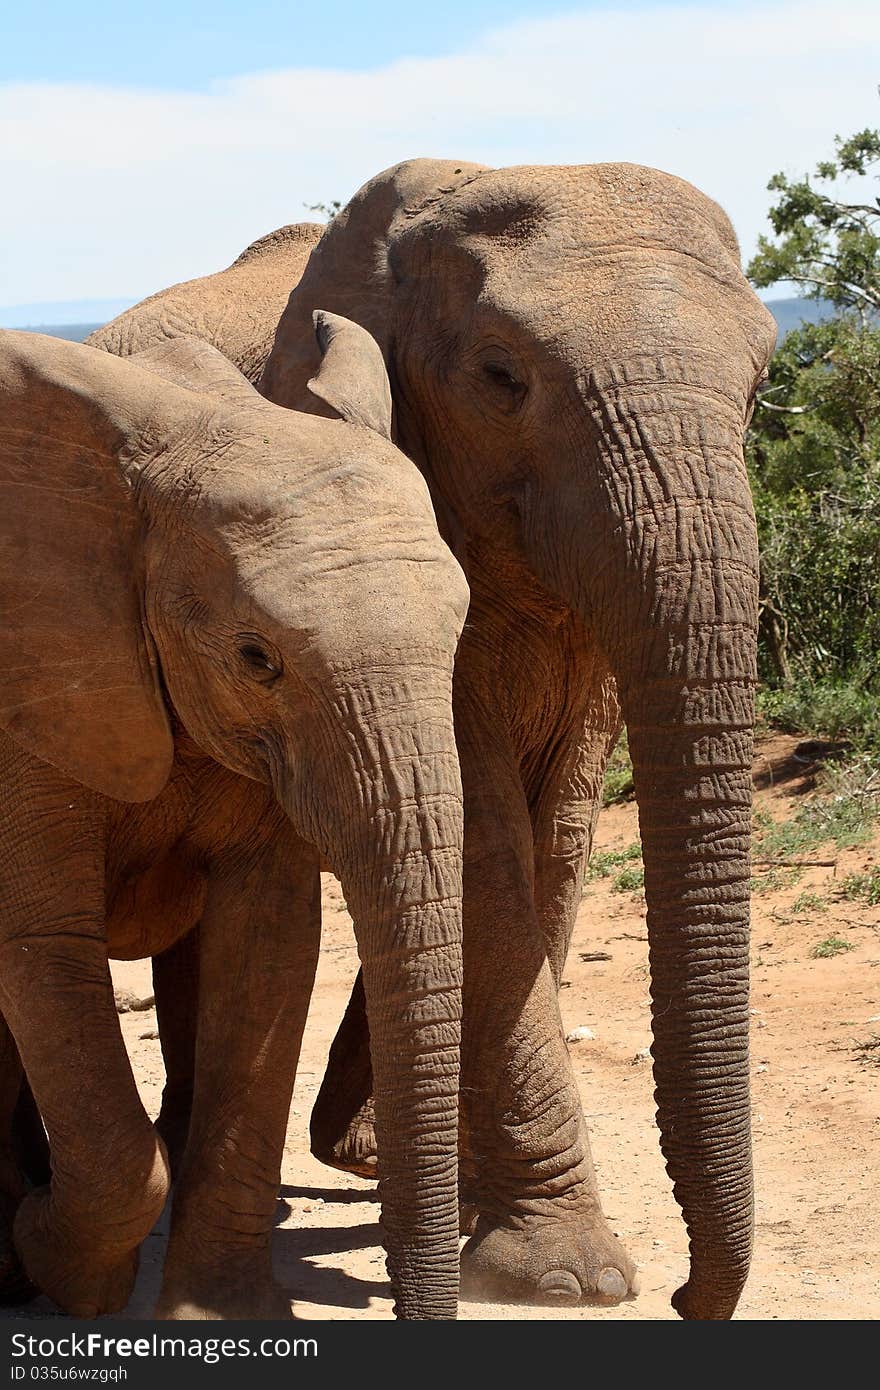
[262,160,778,1319]
[0,318,468,1318]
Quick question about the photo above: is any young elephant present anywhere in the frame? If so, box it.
[0,318,468,1320]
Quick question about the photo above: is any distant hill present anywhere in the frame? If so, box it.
[765,296,834,339]
[0,298,134,329]
[18,324,102,342]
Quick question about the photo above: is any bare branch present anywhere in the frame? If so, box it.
[757,400,809,415]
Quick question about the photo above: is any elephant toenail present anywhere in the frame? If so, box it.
[537,1270,582,1304]
[597,1267,628,1299]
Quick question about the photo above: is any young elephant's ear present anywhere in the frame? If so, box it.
[0,331,175,802]
[306,310,392,439]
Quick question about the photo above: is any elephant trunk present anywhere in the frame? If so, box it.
[625,658,755,1319]
[576,380,759,1318]
[307,668,464,1319]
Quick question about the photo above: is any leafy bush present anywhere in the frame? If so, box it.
[747,125,880,729]
[602,729,634,806]
[611,865,645,894]
[757,680,880,746]
[585,840,642,884]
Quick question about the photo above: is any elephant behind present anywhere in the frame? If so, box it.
[87,222,322,383]
[262,159,777,1320]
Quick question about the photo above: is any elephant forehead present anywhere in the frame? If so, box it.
[179,414,434,527]
[434,162,742,283]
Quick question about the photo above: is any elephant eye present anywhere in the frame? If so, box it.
[238,639,282,684]
[481,359,527,412]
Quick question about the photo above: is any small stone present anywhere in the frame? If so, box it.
[138,1029,159,1041]
[115,989,155,1014]
[756,1063,769,1073]
[631,1046,651,1064]
[565,1026,595,1043]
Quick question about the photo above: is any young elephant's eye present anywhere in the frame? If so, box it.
[238,640,282,684]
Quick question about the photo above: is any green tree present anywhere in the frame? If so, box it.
[748,126,880,317]
[746,123,880,717]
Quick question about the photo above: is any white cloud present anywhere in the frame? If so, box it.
[2,0,879,303]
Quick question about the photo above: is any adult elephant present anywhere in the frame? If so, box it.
[261,160,777,1320]
[0,320,467,1319]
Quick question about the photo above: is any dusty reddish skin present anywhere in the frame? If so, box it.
[260,159,776,1320]
[8,166,776,1321]
[0,318,467,1320]
[88,223,323,384]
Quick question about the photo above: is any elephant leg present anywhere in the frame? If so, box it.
[157,831,320,1320]
[529,669,622,986]
[152,927,200,1179]
[309,969,376,1178]
[453,680,636,1307]
[0,760,169,1317]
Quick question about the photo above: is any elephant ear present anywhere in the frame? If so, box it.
[307,310,392,439]
[0,331,177,802]
[260,158,490,415]
[130,335,263,407]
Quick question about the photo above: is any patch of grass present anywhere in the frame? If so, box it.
[750,866,803,895]
[792,891,828,915]
[611,865,645,894]
[810,935,855,959]
[602,729,634,806]
[586,841,642,883]
[753,760,879,857]
[841,867,880,905]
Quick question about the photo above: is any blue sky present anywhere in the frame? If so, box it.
[2,1,879,313]
[3,1,740,86]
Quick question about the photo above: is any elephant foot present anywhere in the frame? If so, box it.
[157,1254,292,1320]
[310,1098,378,1180]
[460,1208,638,1308]
[13,1190,139,1316]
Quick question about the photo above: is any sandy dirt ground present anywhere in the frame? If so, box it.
[20,734,880,1321]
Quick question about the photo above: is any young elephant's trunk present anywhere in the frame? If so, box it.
[305,667,464,1319]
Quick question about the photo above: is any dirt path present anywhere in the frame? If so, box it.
[25,734,880,1320]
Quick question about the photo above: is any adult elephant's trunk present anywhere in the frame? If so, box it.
[569,370,759,1318]
[624,660,755,1320]
[302,667,463,1319]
